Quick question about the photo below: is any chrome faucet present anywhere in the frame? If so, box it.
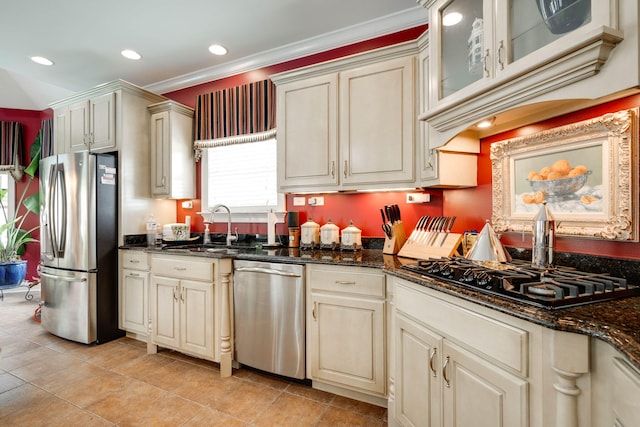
[210,204,238,246]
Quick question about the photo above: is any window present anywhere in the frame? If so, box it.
[0,172,15,246]
[201,138,284,222]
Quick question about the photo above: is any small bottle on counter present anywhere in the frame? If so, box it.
[145,215,157,247]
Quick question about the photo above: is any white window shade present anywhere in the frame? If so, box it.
[201,138,284,222]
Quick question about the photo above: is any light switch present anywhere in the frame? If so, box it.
[293,197,306,206]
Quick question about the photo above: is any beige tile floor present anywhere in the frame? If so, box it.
[0,288,387,426]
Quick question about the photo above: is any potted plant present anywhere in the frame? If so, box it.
[0,131,41,288]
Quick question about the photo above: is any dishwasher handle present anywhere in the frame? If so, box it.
[235,266,302,278]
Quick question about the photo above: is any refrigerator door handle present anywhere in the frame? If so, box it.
[45,163,58,259]
[49,164,67,257]
[40,271,88,282]
[57,165,67,254]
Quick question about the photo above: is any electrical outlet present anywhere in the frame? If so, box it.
[293,197,306,206]
[308,196,325,206]
[406,193,430,203]
[181,201,193,209]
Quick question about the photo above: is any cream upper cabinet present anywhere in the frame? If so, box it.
[307,264,386,399]
[416,31,478,188]
[419,0,624,147]
[273,42,418,192]
[148,101,195,199]
[276,74,339,189]
[338,56,415,187]
[57,92,116,153]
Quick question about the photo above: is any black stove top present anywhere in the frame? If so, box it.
[402,257,640,309]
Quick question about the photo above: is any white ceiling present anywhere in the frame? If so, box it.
[0,0,427,111]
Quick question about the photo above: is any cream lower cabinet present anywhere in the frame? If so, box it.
[119,250,150,338]
[392,278,528,427]
[148,254,233,376]
[150,276,213,358]
[307,264,386,400]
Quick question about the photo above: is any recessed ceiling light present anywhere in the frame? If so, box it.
[30,56,54,66]
[208,44,228,56]
[442,12,463,27]
[121,49,142,60]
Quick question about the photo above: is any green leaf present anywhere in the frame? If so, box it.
[23,192,40,215]
[24,131,41,178]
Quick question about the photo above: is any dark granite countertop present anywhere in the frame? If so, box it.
[121,244,640,370]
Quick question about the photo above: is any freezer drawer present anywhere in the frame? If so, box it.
[40,267,97,344]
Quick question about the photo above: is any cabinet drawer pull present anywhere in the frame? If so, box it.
[129,272,140,277]
[129,259,140,264]
[443,355,450,388]
[174,267,187,271]
[429,348,437,377]
[335,280,356,285]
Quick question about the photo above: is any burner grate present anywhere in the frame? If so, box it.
[402,257,639,309]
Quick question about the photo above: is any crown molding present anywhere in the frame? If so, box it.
[145,6,428,95]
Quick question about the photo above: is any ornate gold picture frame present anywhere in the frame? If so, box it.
[491,108,638,241]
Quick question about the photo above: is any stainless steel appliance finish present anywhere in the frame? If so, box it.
[403,257,639,309]
[39,266,97,343]
[39,152,122,344]
[233,260,305,379]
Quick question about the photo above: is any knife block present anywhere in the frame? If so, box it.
[383,222,407,255]
[397,232,463,260]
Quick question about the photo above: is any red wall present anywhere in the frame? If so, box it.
[0,108,52,279]
[444,94,640,261]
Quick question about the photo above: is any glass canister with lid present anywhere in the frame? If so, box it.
[320,219,340,250]
[300,217,320,249]
[341,220,362,251]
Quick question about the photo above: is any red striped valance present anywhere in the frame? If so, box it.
[0,121,24,180]
[194,79,276,142]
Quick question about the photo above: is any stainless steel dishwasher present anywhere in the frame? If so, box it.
[233,260,305,379]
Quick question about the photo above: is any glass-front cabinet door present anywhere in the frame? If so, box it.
[427,0,614,111]
[507,0,592,63]
[434,0,493,101]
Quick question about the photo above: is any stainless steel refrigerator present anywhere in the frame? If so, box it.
[39,152,123,344]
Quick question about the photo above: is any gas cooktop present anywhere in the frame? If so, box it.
[402,257,640,309]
